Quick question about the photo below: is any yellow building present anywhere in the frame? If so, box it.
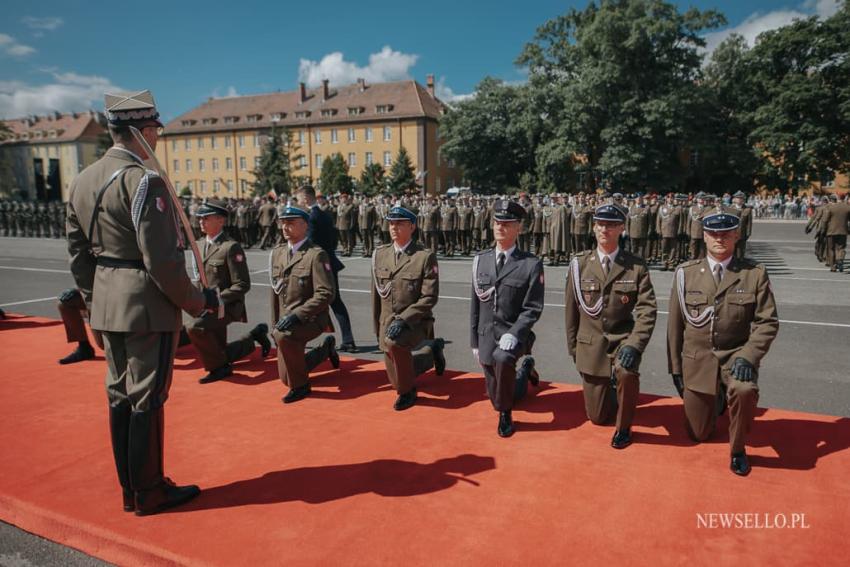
[157,76,461,197]
[0,111,107,201]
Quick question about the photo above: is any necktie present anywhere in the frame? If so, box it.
[395,250,402,266]
[602,256,610,276]
[713,263,723,286]
[496,253,506,275]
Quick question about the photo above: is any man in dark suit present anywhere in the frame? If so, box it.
[295,185,357,352]
[470,200,544,438]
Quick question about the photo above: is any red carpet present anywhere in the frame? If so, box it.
[1,314,848,566]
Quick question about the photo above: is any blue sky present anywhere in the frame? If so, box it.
[0,0,841,120]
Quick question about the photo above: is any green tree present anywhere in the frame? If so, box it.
[252,122,300,197]
[517,0,725,192]
[319,153,354,195]
[359,162,386,195]
[387,146,416,195]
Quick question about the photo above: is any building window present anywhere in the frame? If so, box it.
[213,179,220,193]
[365,152,373,165]
[315,154,323,168]
[226,157,233,170]
[331,129,338,143]
[253,133,260,147]
[238,135,245,148]
[365,127,373,142]
[383,151,392,167]
[348,152,356,167]
[239,157,247,171]
[347,107,364,116]
[321,109,337,117]
[383,126,391,141]
[172,140,177,152]
[211,136,217,149]
[173,159,179,172]
[187,181,194,192]
[212,158,219,171]
[184,139,191,151]
[227,180,234,193]
[197,137,205,149]
[314,130,322,144]
[223,116,238,125]
[185,159,192,172]
[202,118,216,126]
[294,111,310,119]
[247,114,261,123]
[347,128,355,142]
[298,130,305,145]
[199,158,206,172]
[298,156,307,168]
[200,180,207,193]
[271,112,285,121]
[224,136,231,148]
[376,104,393,114]
[254,156,261,168]
[240,179,247,193]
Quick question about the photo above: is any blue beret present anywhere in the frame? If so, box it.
[385,206,417,223]
[593,204,626,223]
[196,199,229,217]
[702,212,740,231]
[492,199,526,221]
[278,205,310,221]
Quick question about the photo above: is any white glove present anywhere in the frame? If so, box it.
[499,333,518,351]
[472,348,480,365]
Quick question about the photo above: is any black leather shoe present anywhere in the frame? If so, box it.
[432,338,446,376]
[338,342,358,353]
[498,411,514,438]
[123,489,135,512]
[135,478,200,516]
[730,452,751,476]
[393,388,417,411]
[520,356,539,387]
[199,363,233,384]
[325,335,339,369]
[611,429,633,449]
[59,343,95,365]
[251,323,272,357]
[282,383,311,404]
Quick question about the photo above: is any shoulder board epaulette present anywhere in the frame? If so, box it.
[678,259,702,269]
[573,250,591,257]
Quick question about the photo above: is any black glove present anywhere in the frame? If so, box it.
[202,288,220,311]
[385,319,408,340]
[617,345,641,371]
[672,374,685,398]
[58,288,80,303]
[275,313,300,332]
[730,357,755,382]
[804,225,812,234]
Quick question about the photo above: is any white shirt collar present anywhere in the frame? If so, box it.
[597,247,619,266]
[393,240,412,254]
[112,146,145,165]
[289,237,308,253]
[495,244,516,262]
[205,231,223,245]
[706,253,733,273]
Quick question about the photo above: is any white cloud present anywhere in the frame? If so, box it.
[21,16,64,31]
[0,71,122,119]
[211,85,239,98]
[702,0,841,55]
[435,77,473,103]
[297,46,418,87]
[0,33,36,57]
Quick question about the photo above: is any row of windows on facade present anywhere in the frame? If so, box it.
[170,125,397,152]
[172,175,457,195]
[171,149,445,173]
[181,105,396,127]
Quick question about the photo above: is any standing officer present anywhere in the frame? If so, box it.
[565,204,657,448]
[336,193,356,256]
[270,205,339,404]
[423,197,441,254]
[470,200,544,438]
[471,198,487,251]
[688,193,707,260]
[358,197,378,257]
[188,198,202,240]
[822,194,850,272]
[66,90,218,515]
[730,191,752,259]
[186,199,271,383]
[440,198,458,257]
[547,194,572,267]
[657,193,681,270]
[371,206,446,410]
[667,212,779,475]
[257,197,278,249]
[571,195,592,253]
[626,196,650,259]
[457,197,474,256]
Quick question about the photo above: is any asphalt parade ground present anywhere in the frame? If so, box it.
[1,219,848,418]
[0,219,848,566]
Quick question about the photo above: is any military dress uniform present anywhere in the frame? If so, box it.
[270,206,339,403]
[440,201,458,256]
[371,207,446,410]
[667,212,779,475]
[257,199,278,249]
[186,200,270,383]
[821,196,850,271]
[336,199,356,256]
[626,203,650,259]
[657,198,681,270]
[565,205,657,448]
[358,200,378,257]
[66,90,214,515]
[471,200,544,437]
[547,200,572,266]
[687,200,706,260]
[730,192,753,259]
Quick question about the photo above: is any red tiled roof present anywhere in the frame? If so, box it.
[163,80,446,136]
[1,111,106,145]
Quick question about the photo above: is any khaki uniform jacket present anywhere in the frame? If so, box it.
[196,233,250,322]
[371,242,439,351]
[823,202,850,236]
[358,203,378,229]
[270,240,335,339]
[458,205,473,230]
[548,205,572,251]
[667,257,779,395]
[626,207,650,239]
[66,147,205,332]
[565,250,657,376]
[423,205,441,231]
[656,203,680,238]
[733,205,753,239]
[336,203,355,230]
[257,202,277,227]
[441,205,458,231]
[571,206,592,235]
[688,206,705,239]
[472,206,488,230]
[807,205,825,234]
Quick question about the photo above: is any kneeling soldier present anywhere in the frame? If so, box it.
[668,212,778,476]
[271,205,339,404]
[471,200,544,438]
[371,206,446,411]
[565,204,657,449]
[187,199,271,383]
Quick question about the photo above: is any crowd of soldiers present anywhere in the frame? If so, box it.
[0,200,67,238]
[804,193,850,272]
